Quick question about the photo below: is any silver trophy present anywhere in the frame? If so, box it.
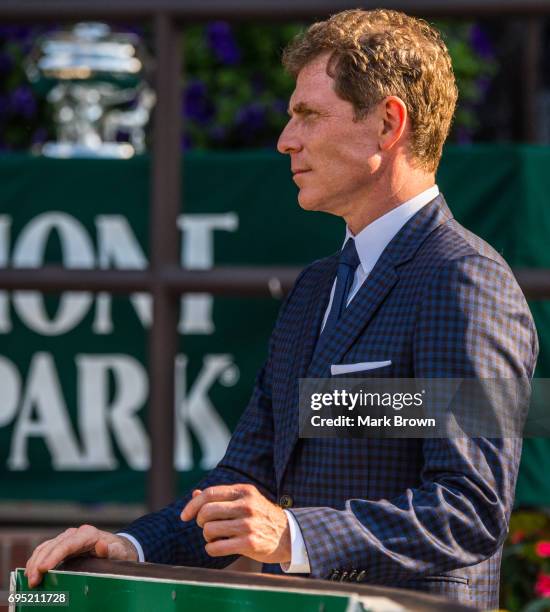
[26,22,155,159]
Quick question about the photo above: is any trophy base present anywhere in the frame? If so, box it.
[41,142,136,159]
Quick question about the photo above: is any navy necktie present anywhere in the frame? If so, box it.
[321,237,360,337]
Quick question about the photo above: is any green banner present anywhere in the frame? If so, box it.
[0,145,548,506]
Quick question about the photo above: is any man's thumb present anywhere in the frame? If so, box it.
[94,539,110,558]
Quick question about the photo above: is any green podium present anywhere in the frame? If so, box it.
[10,558,475,611]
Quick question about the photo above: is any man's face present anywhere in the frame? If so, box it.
[277,53,382,217]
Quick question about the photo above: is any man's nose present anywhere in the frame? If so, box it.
[277,121,301,155]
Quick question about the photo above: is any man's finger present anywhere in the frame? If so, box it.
[37,538,92,573]
[26,537,56,566]
[202,518,248,543]
[196,500,249,528]
[35,527,98,576]
[26,539,54,583]
[204,536,249,558]
[27,530,79,587]
[93,539,111,558]
[181,485,242,521]
[26,537,58,576]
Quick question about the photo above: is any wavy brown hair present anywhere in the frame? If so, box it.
[282,9,458,173]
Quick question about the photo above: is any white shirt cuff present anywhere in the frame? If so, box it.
[280,510,311,573]
[117,533,145,562]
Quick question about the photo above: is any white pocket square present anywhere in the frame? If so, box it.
[330,360,392,375]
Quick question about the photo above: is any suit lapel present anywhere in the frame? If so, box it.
[274,256,336,483]
[295,255,338,379]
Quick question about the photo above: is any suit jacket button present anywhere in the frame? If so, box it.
[356,570,366,582]
[279,494,293,509]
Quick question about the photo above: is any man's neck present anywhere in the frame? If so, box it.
[344,174,436,235]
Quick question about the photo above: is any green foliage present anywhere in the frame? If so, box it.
[182,22,303,149]
[435,21,497,141]
[182,20,497,148]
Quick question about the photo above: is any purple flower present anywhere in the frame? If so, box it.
[455,125,473,145]
[0,94,10,116]
[181,133,193,150]
[183,79,213,124]
[21,39,35,56]
[470,24,494,60]
[115,129,130,143]
[0,51,12,74]
[236,103,266,133]
[209,125,227,141]
[41,25,61,34]
[10,86,37,119]
[206,22,241,66]
[31,128,48,145]
[0,25,32,41]
[117,24,145,37]
[251,73,265,94]
[271,99,287,115]
[475,75,492,98]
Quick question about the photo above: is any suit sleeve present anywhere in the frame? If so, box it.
[119,268,309,566]
[289,254,538,582]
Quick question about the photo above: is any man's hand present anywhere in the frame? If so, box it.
[25,525,138,588]
[181,484,291,564]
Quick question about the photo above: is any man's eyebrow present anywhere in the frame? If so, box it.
[287,102,318,116]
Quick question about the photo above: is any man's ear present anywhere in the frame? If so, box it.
[378,96,408,152]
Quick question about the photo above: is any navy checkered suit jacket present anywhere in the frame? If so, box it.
[123,195,538,609]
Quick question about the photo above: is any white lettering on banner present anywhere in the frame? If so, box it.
[92,213,239,335]
[178,215,239,269]
[177,214,238,334]
[1,352,238,472]
[93,215,150,333]
[93,292,114,334]
[8,352,83,470]
[0,356,20,426]
[0,212,243,474]
[0,212,239,336]
[0,216,11,333]
[174,354,236,470]
[11,213,95,335]
[179,295,213,334]
[76,354,149,470]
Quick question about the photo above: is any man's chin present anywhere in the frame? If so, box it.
[297,191,322,212]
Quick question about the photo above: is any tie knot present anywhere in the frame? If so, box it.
[340,238,360,269]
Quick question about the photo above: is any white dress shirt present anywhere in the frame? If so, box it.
[282,184,440,573]
[119,184,440,572]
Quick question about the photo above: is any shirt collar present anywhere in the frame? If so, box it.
[343,185,440,274]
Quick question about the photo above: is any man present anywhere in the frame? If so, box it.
[25,9,538,608]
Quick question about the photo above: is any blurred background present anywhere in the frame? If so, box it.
[1,1,550,610]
